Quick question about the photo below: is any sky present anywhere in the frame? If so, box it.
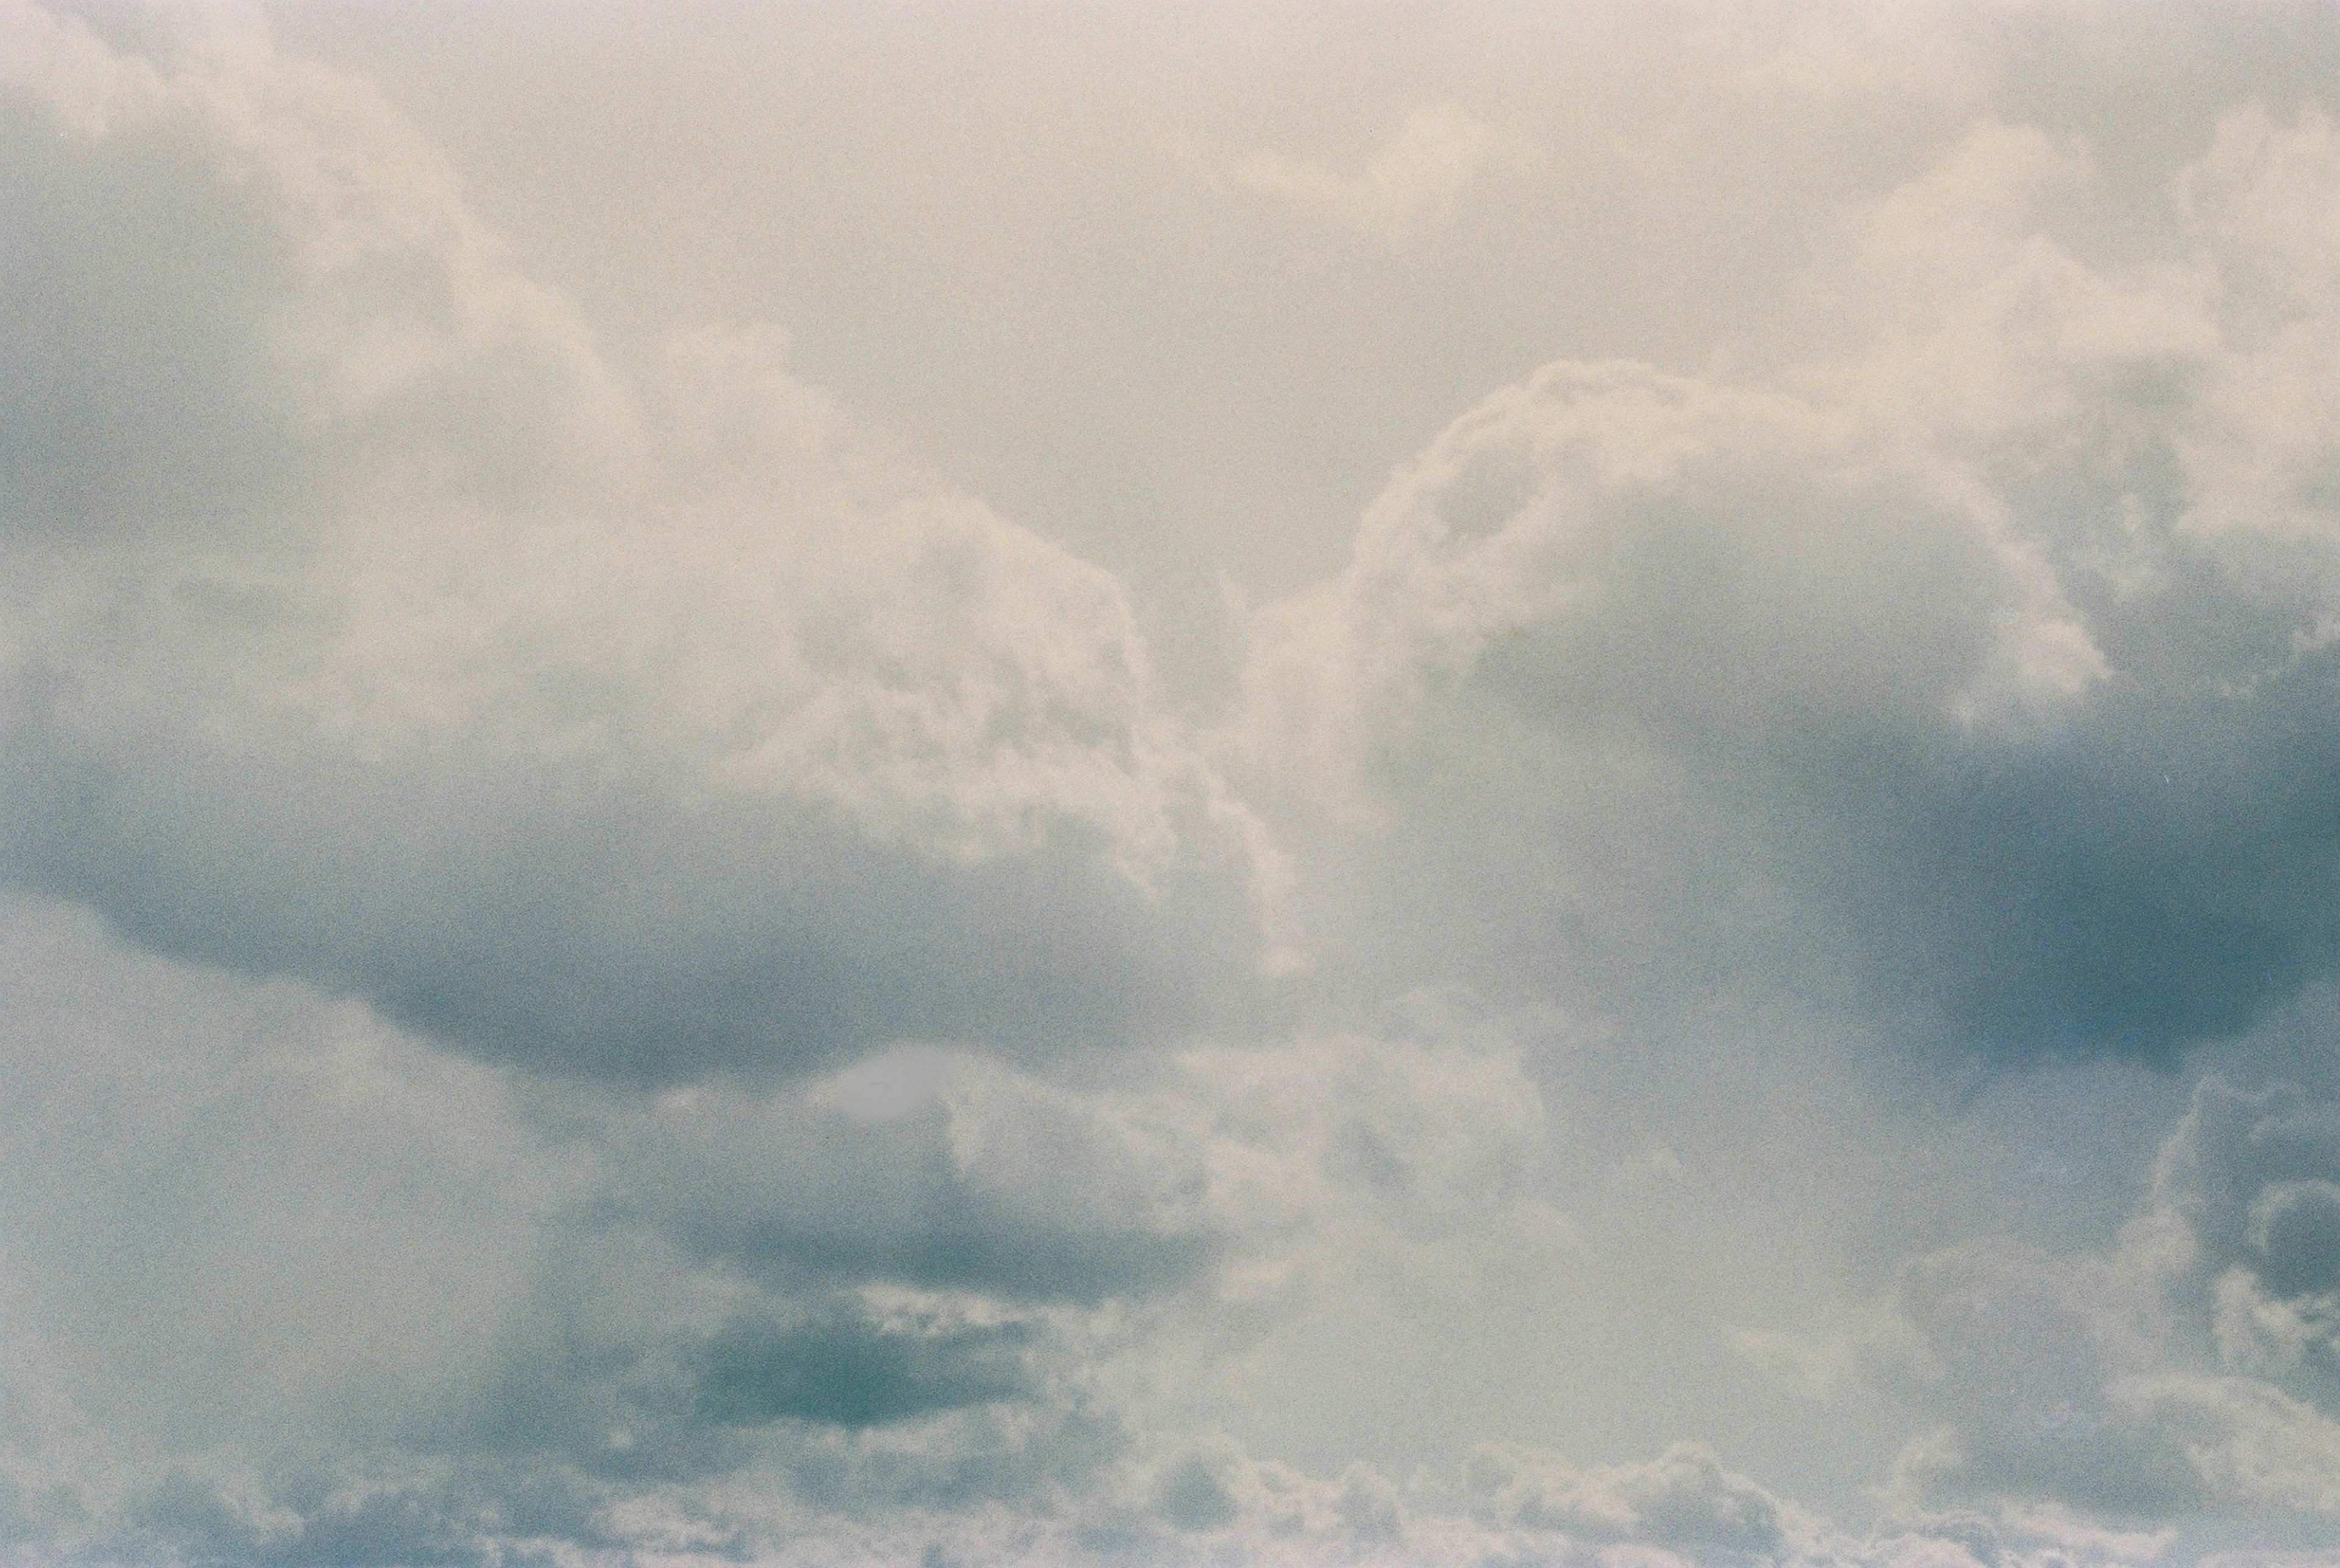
[9,1,2340,1564]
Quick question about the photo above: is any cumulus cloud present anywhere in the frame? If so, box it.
[1232,108,2340,1066]
[15,1,2340,1564]
[0,881,1572,1565]
[0,0,1283,1085]
[1463,1440,1801,1558]
[1834,1073,2340,1536]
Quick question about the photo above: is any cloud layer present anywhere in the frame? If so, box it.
[7,2,2340,1566]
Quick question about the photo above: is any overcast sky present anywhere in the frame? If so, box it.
[9,2,2340,1564]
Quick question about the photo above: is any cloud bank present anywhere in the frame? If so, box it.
[6,2,2340,1566]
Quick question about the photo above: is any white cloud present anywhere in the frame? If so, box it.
[1235,357,2102,818]
[0,0,1288,1083]
[1464,1440,1801,1556]
[1207,103,1540,246]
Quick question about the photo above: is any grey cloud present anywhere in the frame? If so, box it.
[0,0,630,542]
[77,1421,2234,1568]
[1235,111,2340,1069]
[584,1029,1553,1332]
[0,1,1275,1087]
[2246,1182,2340,1300]
[0,904,1161,1564]
[0,748,1252,1085]
[1852,1074,2340,1530]
[1779,644,2340,1063]
[0,90,310,544]
[1146,1447,1243,1534]
[131,1465,491,1568]
[0,884,1557,1550]
[1873,1241,2208,1518]
[116,1449,728,1568]
[2116,1375,2340,1517]
[1331,1461,1403,1541]
[2152,1077,2340,1408]
[21,3,2340,1562]
[2158,1078,2340,1289]
[453,1280,1072,1496]
[0,899,568,1466]
[688,1306,1035,1431]
[599,1057,1225,1305]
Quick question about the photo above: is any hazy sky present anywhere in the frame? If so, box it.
[9,2,2340,1565]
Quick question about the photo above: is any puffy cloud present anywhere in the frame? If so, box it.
[1871,1240,2208,1517]
[1232,108,2340,1066]
[2118,1376,2340,1519]
[0,0,1280,1085]
[1852,1074,2340,1531]
[18,3,2340,1563]
[596,1049,1228,1309]
[1239,359,2099,793]
[2155,1079,2340,1412]
[1464,1441,1799,1559]
[0,0,631,539]
[0,908,2301,1560]
[0,878,1576,1564]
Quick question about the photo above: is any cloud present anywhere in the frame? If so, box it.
[597,1050,1228,1308]
[0,876,1575,1563]
[0,0,1283,1086]
[1207,102,1540,245]
[1230,110,2340,1067]
[2119,1375,2340,1518]
[687,1304,1035,1432]
[16,4,2340,1564]
[2155,1079,2340,1410]
[7,895,2303,1561]
[1871,1240,2208,1518]
[1846,1073,2340,1531]
[1464,1440,1801,1558]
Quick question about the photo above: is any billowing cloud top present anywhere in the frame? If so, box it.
[0,0,1286,1086]
[7,2,2340,1566]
